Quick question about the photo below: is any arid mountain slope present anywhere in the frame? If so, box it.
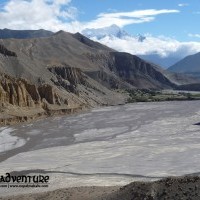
[0,31,198,124]
[0,31,188,88]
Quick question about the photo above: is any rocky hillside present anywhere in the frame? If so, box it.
[105,176,200,200]
[0,30,198,124]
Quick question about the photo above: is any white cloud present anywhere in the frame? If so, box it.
[98,9,179,18]
[0,1,180,33]
[178,3,189,7]
[52,0,71,4]
[188,33,200,38]
[83,16,154,29]
[0,0,77,31]
[89,34,200,59]
[85,9,179,29]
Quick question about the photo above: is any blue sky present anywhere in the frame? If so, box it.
[0,0,199,42]
[70,0,200,41]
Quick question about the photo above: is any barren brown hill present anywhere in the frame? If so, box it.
[0,30,198,124]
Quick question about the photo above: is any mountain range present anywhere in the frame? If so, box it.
[0,29,199,124]
[0,28,53,39]
[2,27,199,70]
[82,24,130,40]
[168,52,200,77]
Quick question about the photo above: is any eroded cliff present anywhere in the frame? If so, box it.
[0,73,75,125]
[0,65,125,125]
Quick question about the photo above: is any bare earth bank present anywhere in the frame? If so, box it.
[1,176,200,200]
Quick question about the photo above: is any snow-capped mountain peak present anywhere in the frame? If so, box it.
[82,24,130,40]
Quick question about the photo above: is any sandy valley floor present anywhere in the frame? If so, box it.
[1,101,200,198]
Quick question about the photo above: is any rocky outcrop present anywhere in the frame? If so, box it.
[49,66,85,84]
[0,77,34,107]
[48,66,86,94]
[0,74,67,108]
[0,74,80,125]
[0,44,17,57]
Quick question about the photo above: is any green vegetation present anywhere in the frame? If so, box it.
[126,89,200,103]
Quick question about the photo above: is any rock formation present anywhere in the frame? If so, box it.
[0,74,68,109]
